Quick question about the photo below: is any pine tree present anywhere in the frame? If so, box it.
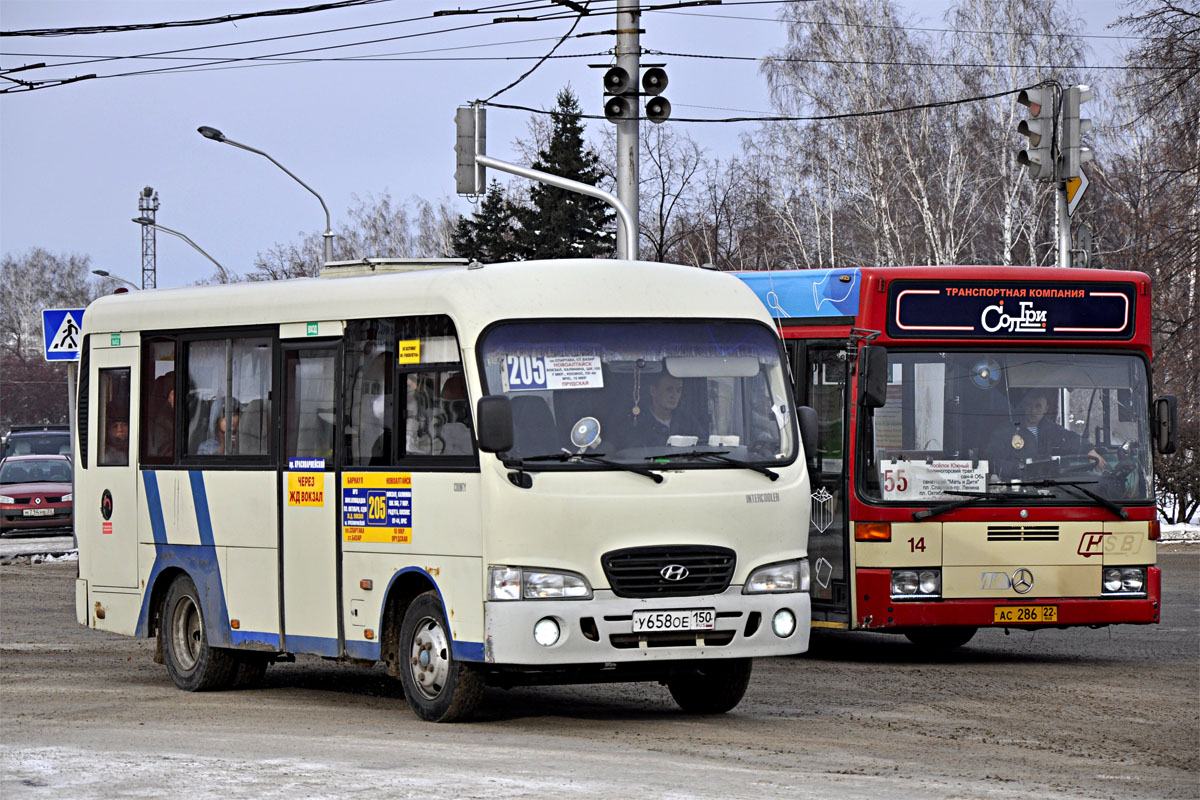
[514,87,614,259]
[450,180,520,263]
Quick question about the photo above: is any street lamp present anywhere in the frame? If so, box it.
[92,269,139,290]
[197,125,334,265]
[132,217,232,283]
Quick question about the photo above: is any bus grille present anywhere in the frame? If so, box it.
[601,545,736,598]
[609,630,736,649]
[987,525,1059,542]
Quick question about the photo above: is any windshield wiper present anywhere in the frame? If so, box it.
[999,479,1129,520]
[644,449,779,481]
[507,452,663,483]
[912,489,1046,522]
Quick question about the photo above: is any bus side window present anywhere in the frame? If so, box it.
[98,368,131,467]
[343,319,396,466]
[141,338,177,464]
[184,335,272,458]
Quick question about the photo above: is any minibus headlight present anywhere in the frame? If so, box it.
[523,570,592,599]
[488,566,592,601]
[488,566,522,601]
[533,617,561,646]
[744,559,808,594]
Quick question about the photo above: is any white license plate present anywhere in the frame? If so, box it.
[23,508,54,517]
[631,608,715,633]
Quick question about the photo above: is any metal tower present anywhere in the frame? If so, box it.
[138,186,159,289]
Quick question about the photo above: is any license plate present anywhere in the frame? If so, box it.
[23,508,54,517]
[631,608,715,633]
[994,605,1057,624]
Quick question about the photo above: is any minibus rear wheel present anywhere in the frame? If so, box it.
[160,574,238,691]
[398,591,485,722]
[666,658,753,714]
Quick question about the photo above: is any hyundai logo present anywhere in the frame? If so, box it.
[660,564,689,581]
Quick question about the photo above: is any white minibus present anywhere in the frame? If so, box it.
[74,258,814,721]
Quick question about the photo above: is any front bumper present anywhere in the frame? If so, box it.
[484,587,811,664]
[0,507,73,533]
[855,567,1161,629]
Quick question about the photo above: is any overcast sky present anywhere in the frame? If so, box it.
[1,0,1133,288]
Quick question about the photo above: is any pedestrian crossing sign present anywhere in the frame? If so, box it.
[42,308,86,362]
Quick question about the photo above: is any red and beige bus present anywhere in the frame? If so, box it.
[736,266,1176,649]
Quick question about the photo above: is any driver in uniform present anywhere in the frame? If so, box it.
[988,388,1108,478]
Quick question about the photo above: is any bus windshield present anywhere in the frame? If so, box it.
[861,351,1153,504]
[479,320,795,467]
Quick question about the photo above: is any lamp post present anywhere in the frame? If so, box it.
[132,217,232,283]
[197,125,334,265]
[92,269,139,290]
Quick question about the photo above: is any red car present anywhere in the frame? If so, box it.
[0,454,73,536]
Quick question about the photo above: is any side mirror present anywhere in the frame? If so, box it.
[475,395,514,454]
[797,405,818,469]
[1154,395,1177,455]
[858,345,888,408]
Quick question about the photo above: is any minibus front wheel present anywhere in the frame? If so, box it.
[398,591,485,722]
[666,658,753,714]
[160,574,238,691]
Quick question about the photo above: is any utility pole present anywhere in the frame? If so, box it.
[614,0,640,259]
[138,186,159,289]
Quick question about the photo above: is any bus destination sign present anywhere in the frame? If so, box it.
[887,281,1136,340]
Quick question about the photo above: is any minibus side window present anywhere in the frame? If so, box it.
[344,319,395,466]
[98,368,131,467]
[140,338,177,464]
[185,336,272,458]
[396,316,471,461]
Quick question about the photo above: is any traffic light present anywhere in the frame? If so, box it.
[603,66,636,123]
[1061,84,1094,179]
[642,67,671,124]
[454,105,486,196]
[1016,86,1056,181]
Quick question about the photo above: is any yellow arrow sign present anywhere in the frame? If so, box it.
[1066,172,1089,216]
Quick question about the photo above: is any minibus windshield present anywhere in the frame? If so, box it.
[860,350,1153,505]
[479,320,795,467]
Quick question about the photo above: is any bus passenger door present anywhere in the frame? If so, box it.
[83,336,140,590]
[280,341,341,655]
[805,344,852,624]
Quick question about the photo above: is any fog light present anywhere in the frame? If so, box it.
[772,608,796,638]
[1103,567,1122,593]
[892,570,918,595]
[533,617,561,647]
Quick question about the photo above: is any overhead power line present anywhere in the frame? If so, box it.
[482,81,1050,123]
[1,0,395,38]
[649,49,1151,72]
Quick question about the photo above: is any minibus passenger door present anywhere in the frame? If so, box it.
[280,341,341,655]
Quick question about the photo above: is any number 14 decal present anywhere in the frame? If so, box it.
[908,537,927,553]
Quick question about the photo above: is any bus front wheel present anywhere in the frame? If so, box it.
[397,591,484,722]
[666,658,753,714]
[903,626,977,650]
[160,574,238,691]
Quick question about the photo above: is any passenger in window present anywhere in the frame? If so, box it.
[620,371,706,449]
[199,396,239,456]
[439,372,473,455]
[405,374,436,455]
[147,373,175,458]
[104,403,130,464]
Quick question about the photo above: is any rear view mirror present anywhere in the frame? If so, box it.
[858,345,888,408]
[475,395,514,453]
[1154,395,1177,455]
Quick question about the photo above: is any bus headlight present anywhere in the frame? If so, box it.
[533,617,562,647]
[892,569,940,599]
[1102,567,1146,595]
[771,609,797,638]
[743,559,809,594]
[488,566,593,600]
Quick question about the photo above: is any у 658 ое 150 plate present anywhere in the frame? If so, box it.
[631,608,716,633]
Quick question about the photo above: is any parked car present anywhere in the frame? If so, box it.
[0,454,74,536]
[0,425,71,460]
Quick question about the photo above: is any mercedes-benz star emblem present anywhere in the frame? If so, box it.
[660,564,689,581]
[1011,568,1035,594]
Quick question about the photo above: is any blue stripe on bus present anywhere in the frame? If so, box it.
[344,640,381,660]
[285,634,340,658]
[231,629,282,649]
[141,471,167,545]
[453,641,485,662]
[188,471,216,547]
